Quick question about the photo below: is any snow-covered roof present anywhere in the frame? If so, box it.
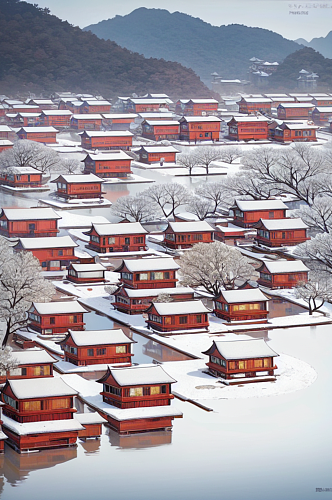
[12,105,40,110]
[85,151,132,161]
[228,116,269,123]
[312,96,332,101]
[144,120,179,126]
[262,260,309,274]
[151,300,209,315]
[18,127,58,133]
[71,114,102,120]
[70,263,106,272]
[102,113,138,119]
[68,329,134,346]
[0,207,61,220]
[138,113,174,119]
[219,289,268,304]
[314,107,332,113]
[41,110,72,116]
[168,221,213,233]
[282,122,318,130]
[139,146,179,153]
[108,365,176,386]
[10,348,58,365]
[234,200,288,211]
[130,99,169,104]
[17,235,77,249]
[0,140,13,146]
[211,339,279,359]
[180,116,221,123]
[259,218,308,230]
[278,103,314,108]
[83,100,111,106]
[240,98,272,103]
[53,174,104,184]
[122,286,193,298]
[1,414,84,435]
[74,412,106,425]
[0,125,12,132]
[81,130,133,137]
[8,377,78,399]
[188,99,219,104]
[31,300,87,315]
[119,257,179,272]
[7,166,41,174]
[91,222,147,236]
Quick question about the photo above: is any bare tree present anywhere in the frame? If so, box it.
[111,195,162,222]
[186,196,213,220]
[143,183,190,219]
[195,147,223,174]
[219,146,242,164]
[195,182,230,213]
[296,271,332,315]
[179,241,256,295]
[295,233,332,274]
[0,347,18,374]
[177,151,200,175]
[0,140,60,174]
[61,158,83,174]
[153,293,173,303]
[294,197,332,234]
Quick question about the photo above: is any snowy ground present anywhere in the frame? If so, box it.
[39,198,112,209]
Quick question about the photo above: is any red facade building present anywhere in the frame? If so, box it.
[70,114,103,130]
[227,116,269,141]
[146,300,210,332]
[127,99,170,113]
[164,221,214,249]
[67,261,107,284]
[17,127,58,144]
[0,166,43,189]
[82,100,111,114]
[41,110,72,127]
[274,121,318,142]
[135,146,179,164]
[80,131,133,151]
[277,103,314,119]
[14,235,78,270]
[83,151,132,178]
[85,222,147,253]
[115,257,179,289]
[177,99,219,116]
[179,117,221,142]
[230,199,288,228]
[102,113,138,130]
[0,208,61,238]
[0,348,57,385]
[52,174,105,200]
[141,120,180,141]
[237,97,272,114]
[214,289,269,323]
[28,300,88,335]
[312,107,332,124]
[257,260,309,288]
[254,218,309,247]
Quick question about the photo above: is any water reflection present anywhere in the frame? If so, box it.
[107,428,172,450]
[142,339,191,362]
[79,439,101,456]
[268,297,307,318]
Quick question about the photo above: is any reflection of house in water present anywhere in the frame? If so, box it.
[143,339,192,362]
[2,444,77,486]
[268,297,307,318]
[80,438,101,455]
[107,427,172,449]
[0,454,4,496]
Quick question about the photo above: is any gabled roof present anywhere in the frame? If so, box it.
[18,127,58,133]
[82,100,111,106]
[6,166,41,174]
[52,174,105,184]
[167,221,213,233]
[239,97,272,103]
[233,199,288,212]
[260,259,309,274]
[84,151,132,161]
[102,113,138,119]
[31,300,88,315]
[278,103,314,109]
[116,257,179,273]
[149,300,209,316]
[41,110,72,116]
[256,218,308,230]
[81,130,133,137]
[69,263,106,272]
[87,222,147,236]
[11,348,58,365]
[313,107,332,113]
[179,116,221,123]
[228,116,269,124]
[65,329,135,346]
[218,288,268,304]
[118,286,193,298]
[143,120,179,126]
[7,377,78,399]
[203,339,279,359]
[98,365,176,386]
[138,146,179,153]
[16,235,77,250]
[72,114,102,120]
[0,208,61,221]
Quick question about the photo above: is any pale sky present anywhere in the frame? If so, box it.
[28,0,331,41]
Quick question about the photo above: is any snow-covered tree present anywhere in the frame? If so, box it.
[178,241,256,295]
[219,146,241,164]
[0,346,18,374]
[143,183,190,219]
[295,233,332,273]
[294,197,332,234]
[0,249,55,347]
[177,151,200,175]
[61,158,83,174]
[0,140,60,174]
[295,271,332,314]
[195,147,223,174]
[186,196,213,220]
[153,293,173,303]
[195,182,230,213]
[110,195,162,222]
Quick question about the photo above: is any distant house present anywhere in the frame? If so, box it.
[40,110,72,128]
[164,221,214,249]
[0,166,43,189]
[135,145,179,164]
[27,99,55,110]
[237,97,272,114]
[6,112,41,127]
[51,174,105,200]
[102,113,138,130]
[277,103,314,120]
[84,222,147,253]
[227,115,269,141]
[203,338,278,382]
[312,107,332,124]
[83,151,132,178]
[214,288,269,323]
[80,130,133,151]
[82,100,111,114]
[146,300,210,332]
[213,224,250,245]
[17,127,58,144]
[274,121,317,142]
[0,125,13,140]
[10,104,41,114]
[0,348,57,384]
[28,300,88,335]
[115,257,180,289]
[141,120,180,141]
[67,261,107,284]
[181,99,219,116]
[0,140,13,153]
[257,260,309,288]
[312,97,332,107]
[179,116,221,142]
[70,114,103,130]
[254,218,309,247]
[60,329,135,366]
[14,235,78,270]
[126,98,170,113]
[230,199,288,228]
[0,207,61,238]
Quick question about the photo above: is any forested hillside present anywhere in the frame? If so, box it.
[295,32,332,59]
[0,0,211,98]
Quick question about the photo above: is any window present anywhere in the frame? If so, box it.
[104,384,121,396]
[150,386,160,395]
[134,237,143,244]
[196,315,202,323]
[9,368,22,376]
[23,400,41,411]
[3,394,18,410]
[122,272,133,280]
[179,316,188,325]
[58,250,63,256]
[129,387,143,397]
[52,398,70,409]
[87,349,94,356]
[69,315,78,324]
[124,237,130,244]
[164,272,170,279]
[254,359,263,368]
[97,348,106,355]
[108,237,115,244]
[91,235,99,243]
[151,272,163,280]
[116,345,126,354]
[161,385,167,394]
[139,273,148,280]
[22,368,27,376]
[268,212,275,218]
[50,317,55,325]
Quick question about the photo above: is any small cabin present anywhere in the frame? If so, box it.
[82,100,111,114]
[27,99,55,110]
[312,97,332,107]
[115,257,179,289]
[254,218,309,247]
[312,107,332,124]
[0,348,57,384]
[0,207,61,238]
[51,174,105,200]
[41,110,72,127]
[0,166,43,189]
[28,300,88,335]
[10,104,41,114]
[6,112,41,127]
[126,98,170,113]
[257,260,309,288]
[60,329,135,366]
[102,113,138,130]
[141,120,180,141]
[0,125,13,140]
[230,199,288,228]
[277,103,314,120]
[203,338,279,382]
[274,121,317,142]
[67,261,107,284]
[214,289,269,323]
[213,224,250,245]
[17,127,58,144]
[237,97,272,114]
[135,146,179,164]
[80,130,133,151]
[83,151,132,178]
[227,116,269,141]
[146,300,210,332]
[181,99,219,116]
[164,221,214,249]
[14,235,78,270]
[179,116,221,142]
[0,139,13,152]
[113,286,195,314]
[70,114,103,130]
[85,222,147,253]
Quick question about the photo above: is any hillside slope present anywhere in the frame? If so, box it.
[295,32,332,59]
[85,8,303,83]
[0,0,211,98]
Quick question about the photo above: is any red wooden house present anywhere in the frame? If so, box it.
[80,131,133,151]
[102,113,138,130]
[312,97,332,107]
[14,235,78,271]
[0,140,13,152]
[237,97,272,114]
[277,103,314,119]
[0,405,7,453]
[70,114,103,130]
[138,112,175,122]
[60,329,135,366]
[113,286,195,315]
[115,257,180,289]
[230,199,288,228]
[274,121,318,142]
[183,99,219,116]
[27,99,55,109]
[10,105,41,114]
[97,365,179,433]
[0,166,43,189]
[254,218,309,247]
[0,208,61,238]
[51,174,105,200]
[83,151,132,178]
[28,300,88,335]
[312,107,332,124]
[82,100,111,114]
[85,222,147,253]
[213,224,250,245]
[227,116,269,141]
[6,112,41,127]
[257,259,309,288]
[164,221,214,249]
[214,288,269,323]
[0,125,13,139]
[179,116,221,142]
[0,348,57,384]
[136,146,179,164]
[146,300,210,332]
[127,99,170,113]
[67,261,107,284]
[141,120,180,141]
[17,127,58,144]
[1,377,83,452]
[203,338,278,382]
[41,110,72,128]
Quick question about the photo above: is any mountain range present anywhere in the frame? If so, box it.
[295,32,332,59]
